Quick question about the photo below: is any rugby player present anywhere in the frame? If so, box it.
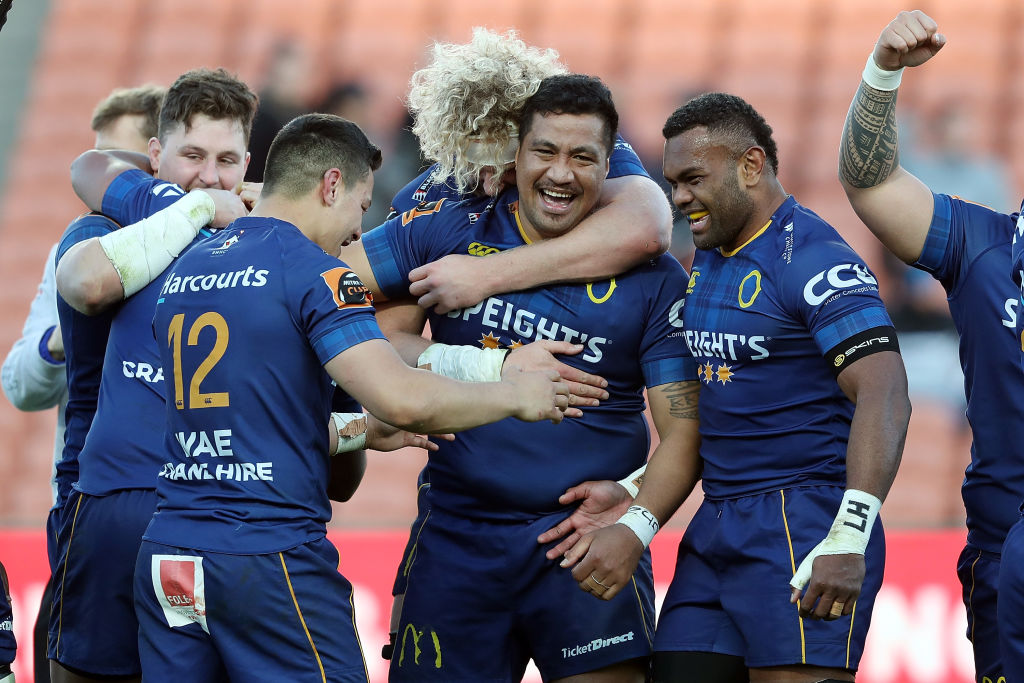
[838,11,1024,681]
[48,68,254,683]
[132,112,568,681]
[378,29,671,658]
[37,84,164,683]
[567,93,911,682]
[345,74,697,682]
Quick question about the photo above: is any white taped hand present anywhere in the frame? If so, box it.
[790,489,881,590]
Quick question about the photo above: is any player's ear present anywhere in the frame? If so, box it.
[739,146,767,187]
[321,168,343,205]
[148,137,162,175]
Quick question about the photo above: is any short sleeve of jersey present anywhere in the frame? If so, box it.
[638,257,698,387]
[101,168,186,225]
[782,236,893,355]
[361,200,469,300]
[608,136,649,179]
[56,213,119,263]
[914,193,961,287]
[280,237,386,364]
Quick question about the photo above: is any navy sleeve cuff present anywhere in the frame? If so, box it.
[38,325,64,365]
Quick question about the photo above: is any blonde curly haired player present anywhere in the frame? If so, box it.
[408,28,567,196]
[357,30,674,668]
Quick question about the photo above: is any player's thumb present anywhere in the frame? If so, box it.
[790,552,815,591]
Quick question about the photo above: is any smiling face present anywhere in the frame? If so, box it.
[149,113,249,191]
[663,126,756,252]
[514,112,609,241]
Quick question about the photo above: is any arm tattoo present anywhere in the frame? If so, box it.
[839,82,900,188]
[658,380,700,420]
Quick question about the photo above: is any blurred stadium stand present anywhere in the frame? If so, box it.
[1,0,1021,531]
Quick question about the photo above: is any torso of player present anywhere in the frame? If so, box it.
[145,218,383,554]
[932,193,1024,550]
[54,213,119,505]
[364,193,692,519]
[75,228,214,497]
[684,196,892,499]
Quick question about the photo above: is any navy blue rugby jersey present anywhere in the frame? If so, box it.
[683,196,894,499]
[75,170,210,495]
[54,213,120,508]
[389,135,648,215]
[361,189,695,520]
[145,217,385,554]
[920,194,1024,553]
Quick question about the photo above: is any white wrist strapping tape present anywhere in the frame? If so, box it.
[790,488,881,590]
[617,505,659,549]
[331,412,367,454]
[416,343,508,382]
[616,464,647,498]
[99,189,216,297]
[862,53,904,91]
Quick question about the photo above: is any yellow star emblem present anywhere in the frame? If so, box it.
[507,340,523,350]
[700,363,715,384]
[479,332,502,349]
[715,364,734,384]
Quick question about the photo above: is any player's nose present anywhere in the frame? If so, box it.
[670,185,692,209]
[198,159,220,187]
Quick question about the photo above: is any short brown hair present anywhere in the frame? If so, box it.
[91,85,165,139]
[158,68,258,144]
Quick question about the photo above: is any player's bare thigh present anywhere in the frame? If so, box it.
[551,656,647,683]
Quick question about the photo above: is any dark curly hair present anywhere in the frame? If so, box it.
[518,74,618,154]
[662,93,779,175]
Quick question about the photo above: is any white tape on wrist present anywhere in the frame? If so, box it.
[98,189,216,297]
[616,464,647,498]
[862,53,904,91]
[331,412,367,454]
[790,488,881,590]
[617,505,659,549]
[416,343,508,382]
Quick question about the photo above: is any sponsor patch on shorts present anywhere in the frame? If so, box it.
[152,554,209,633]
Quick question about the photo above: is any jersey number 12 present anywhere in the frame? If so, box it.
[168,312,230,410]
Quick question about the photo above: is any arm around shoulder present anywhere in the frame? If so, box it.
[70,149,151,213]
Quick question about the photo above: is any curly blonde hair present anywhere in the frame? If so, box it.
[408,28,566,193]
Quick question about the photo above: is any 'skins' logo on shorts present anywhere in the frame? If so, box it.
[151,555,209,633]
[397,623,442,669]
[467,241,500,257]
[320,267,373,309]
